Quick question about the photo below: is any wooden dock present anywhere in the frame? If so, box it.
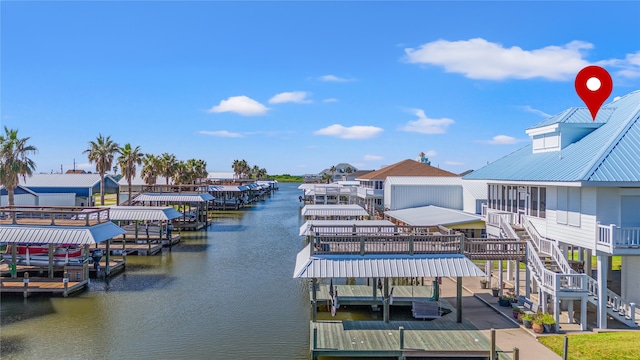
[0,277,88,297]
[0,260,126,279]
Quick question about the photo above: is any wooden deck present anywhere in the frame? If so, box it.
[0,260,126,278]
[0,277,88,296]
[313,284,434,306]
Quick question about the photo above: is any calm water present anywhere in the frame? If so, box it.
[1,183,312,359]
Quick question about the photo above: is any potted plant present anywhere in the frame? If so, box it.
[498,295,513,307]
[532,314,544,334]
[542,313,556,333]
[480,279,488,289]
[522,313,533,328]
[512,307,523,321]
[491,286,500,297]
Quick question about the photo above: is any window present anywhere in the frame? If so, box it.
[557,186,580,226]
[539,188,546,218]
[531,187,538,217]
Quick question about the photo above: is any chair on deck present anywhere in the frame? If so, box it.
[411,301,441,320]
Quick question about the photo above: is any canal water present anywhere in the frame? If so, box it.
[0,183,312,359]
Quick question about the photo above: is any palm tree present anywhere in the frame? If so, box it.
[159,153,177,187]
[251,165,260,179]
[117,143,144,205]
[232,159,241,180]
[0,127,37,206]
[330,165,337,181]
[141,154,160,186]
[173,160,188,185]
[321,173,332,184]
[83,134,119,206]
[239,160,249,179]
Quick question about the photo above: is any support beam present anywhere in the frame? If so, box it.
[498,260,504,296]
[48,244,54,279]
[311,278,317,322]
[580,297,588,331]
[515,261,520,296]
[383,277,390,323]
[597,254,609,329]
[106,240,111,276]
[456,277,462,323]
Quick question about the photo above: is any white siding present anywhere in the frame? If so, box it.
[0,194,37,206]
[531,186,597,250]
[621,257,640,305]
[37,193,76,206]
[386,184,462,211]
[596,187,620,226]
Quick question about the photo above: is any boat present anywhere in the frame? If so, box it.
[2,245,84,267]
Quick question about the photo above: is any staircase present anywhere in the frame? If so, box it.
[506,215,638,328]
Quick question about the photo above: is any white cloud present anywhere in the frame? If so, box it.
[486,135,519,145]
[423,150,437,157]
[76,162,93,169]
[445,161,464,166]
[520,105,551,118]
[314,124,383,139]
[404,38,592,80]
[598,50,640,79]
[364,154,383,161]
[208,96,269,116]
[198,130,244,138]
[323,98,339,103]
[319,75,355,82]
[269,91,312,104]
[399,109,454,134]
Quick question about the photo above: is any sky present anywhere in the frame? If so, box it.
[2,1,640,176]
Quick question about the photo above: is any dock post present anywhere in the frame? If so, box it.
[456,277,462,323]
[23,272,29,298]
[48,244,54,279]
[383,277,390,323]
[84,245,90,281]
[312,278,317,322]
[489,328,496,360]
[312,326,317,351]
[563,336,568,360]
[63,271,69,297]
[513,347,519,360]
[106,240,111,276]
[399,326,404,349]
[11,245,17,278]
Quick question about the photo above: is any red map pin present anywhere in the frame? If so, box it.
[575,65,613,121]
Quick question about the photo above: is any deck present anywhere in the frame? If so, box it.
[0,277,88,296]
[311,303,508,359]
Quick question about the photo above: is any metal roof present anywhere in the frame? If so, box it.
[528,107,611,129]
[464,90,640,182]
[133,193,214,203]
[107,206,183,221]
[384,205,483,227]
[117,174,170,186]
[301,204,368,217]
[207,171,235,180]
[207,185,249,192]
[0,222,126,245]
[356,159,458,180]
[293,245,485,278]
[299,220,395,236]
[19,174,118,188]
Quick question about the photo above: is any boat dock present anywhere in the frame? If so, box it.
[313,283,435,306]
[0,277,88,297]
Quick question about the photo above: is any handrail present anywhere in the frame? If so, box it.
[598,223,640,249]
[522,215,573,275]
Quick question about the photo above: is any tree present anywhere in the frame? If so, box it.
[232,159,241,180]
[83,134,119,206]
[0,127,37,206]
[159,153,177,186]
[141,154,160,186]
[330,165,337,181]
[321,173,332,184]
[117,143,144,205]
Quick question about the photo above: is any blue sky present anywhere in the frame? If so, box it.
[2,1,639,176]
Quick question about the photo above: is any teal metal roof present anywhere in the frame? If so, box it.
[528,107,611,129]
[0,222,125,245]
[465,90,640,182]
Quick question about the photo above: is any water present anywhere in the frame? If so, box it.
[0,183,311,359]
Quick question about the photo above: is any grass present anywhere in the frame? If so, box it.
[93,193,118,206]
[538,332,640,360]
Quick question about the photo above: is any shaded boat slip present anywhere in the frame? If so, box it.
[313,284,435,306]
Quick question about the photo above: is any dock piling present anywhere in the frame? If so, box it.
[513,347,519,360]
[399,326,404,350]
[490,328,496,360]
[23,272,29,298]
[63,271,69,297]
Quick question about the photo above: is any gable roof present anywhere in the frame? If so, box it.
[465,90,640,183]
[356,159,458,180]
[118,174,170,186]
[19,174,118,189]
[348,170,374,178]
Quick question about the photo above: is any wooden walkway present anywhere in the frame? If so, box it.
[0,277,88,296]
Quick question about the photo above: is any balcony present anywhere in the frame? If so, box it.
[356,187,383,199]
[597,223,640,255]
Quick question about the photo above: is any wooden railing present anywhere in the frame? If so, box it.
[0,206,111,227]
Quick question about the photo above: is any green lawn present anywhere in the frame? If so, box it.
[539,333,640,360]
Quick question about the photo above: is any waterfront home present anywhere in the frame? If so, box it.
[0,184,74,207]
[19,173,118,206]
[355,159,458,216]
[465,90,640,329]
[298,183,356,205]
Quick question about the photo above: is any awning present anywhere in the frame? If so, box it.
[107,206,183,221]
[301,205,368,218]
[385,205,483,227]
[0,222,126,245]
[293,244,485,278]
[133,193,214,203]
[299,220,395,236]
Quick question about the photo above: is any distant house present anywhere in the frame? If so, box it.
[319,163,359,181]
[18,174,116,206]
[354,159,458,214]
[117,174,170,204]
[465,90,640,329]
[65,169,87,174]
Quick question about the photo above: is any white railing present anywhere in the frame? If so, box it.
[587,276,636,324]
[486,209,513,228]
[522,215,573,275]
[481,203,487,217]
[598,223,640,250]
[356,187,383,199]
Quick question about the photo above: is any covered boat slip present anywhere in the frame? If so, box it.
[301,204,369,220]
[105,206,183,255]
[132,193,214,230]
[0,206,126,296]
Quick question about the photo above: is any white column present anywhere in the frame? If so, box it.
[506,260,512,281]
[585,249,593,277]
[581,297,588,331]
[515,261,520,296]
[597,254,609,329]
[498,260,504,296]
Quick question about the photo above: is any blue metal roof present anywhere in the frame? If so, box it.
[465,90,640,182]
[528,107,612,129]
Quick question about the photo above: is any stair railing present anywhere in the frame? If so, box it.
[522,215,573,275]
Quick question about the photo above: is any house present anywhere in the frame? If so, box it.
[354,159,458,215]
[464,90,640,329]
[319,163,359,181]
[18,174,117,206]
[117,174,170,204]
